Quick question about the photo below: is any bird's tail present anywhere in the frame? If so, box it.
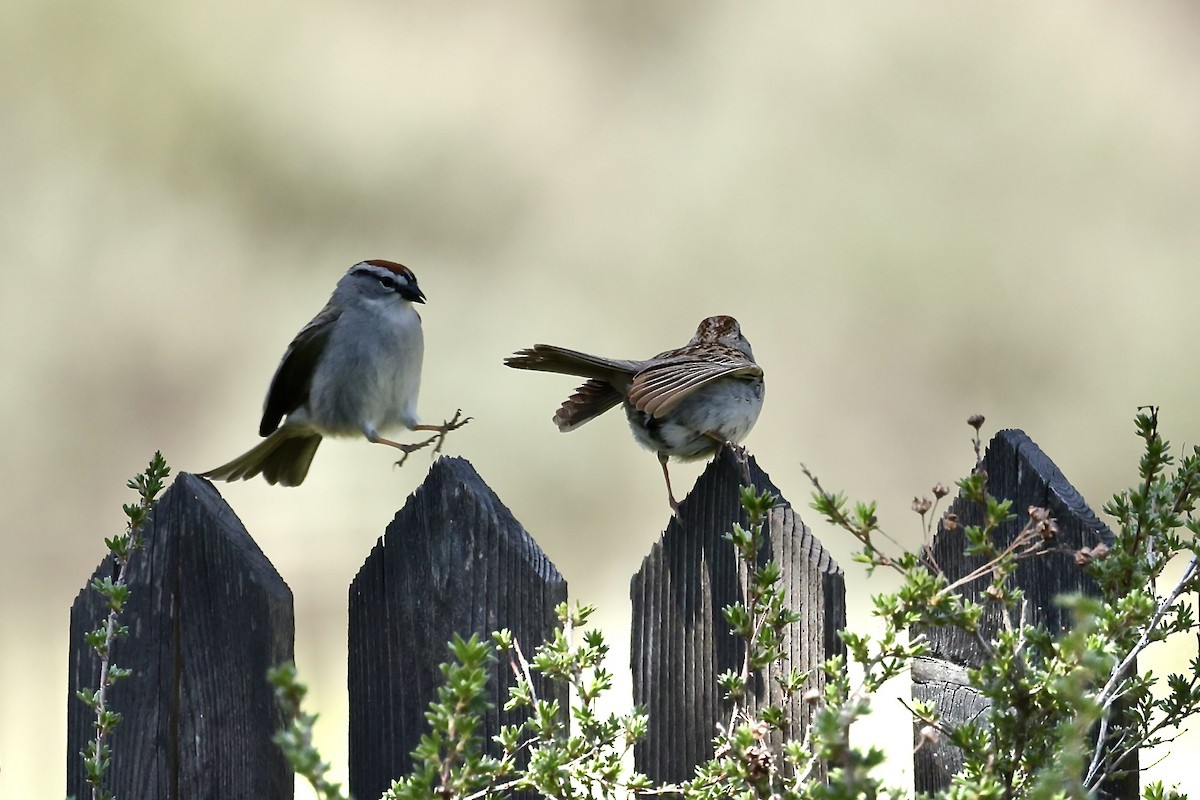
[553,379,624,431]
[504,345,644,380]
[506,345,640,431]
[201,427,322,487]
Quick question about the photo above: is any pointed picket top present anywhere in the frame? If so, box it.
[631,448,845,784]
[923,428,1113,666]
[348,456,567,800]
[67,472,294,800]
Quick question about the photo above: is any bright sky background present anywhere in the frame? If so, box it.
[3,2,1200,797]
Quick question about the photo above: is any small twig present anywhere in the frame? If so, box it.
[933,520,1049,600]
[506,635,539,707]
[78,453,170,800]
[90,561,134,799]
[1085,552,1200,787]
[802,464,907,574]
[1096,553,1199,712]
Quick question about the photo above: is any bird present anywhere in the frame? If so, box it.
[202,259,470,487]
[504,315,764,511]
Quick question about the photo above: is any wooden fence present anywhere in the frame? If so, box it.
[66,431,1131,799]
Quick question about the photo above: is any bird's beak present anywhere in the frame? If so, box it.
[402,285,426,304]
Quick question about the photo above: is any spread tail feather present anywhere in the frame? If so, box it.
[201,428,322,487]
[553,379,624,431]
[505,345,643,382]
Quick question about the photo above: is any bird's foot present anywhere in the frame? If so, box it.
[391,435,440,468]
[705,433,752,485]
[730,443,752,485]
[402,409,472,463]
[371,411,472,467]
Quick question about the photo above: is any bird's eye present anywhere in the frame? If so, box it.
[377,275,398,291]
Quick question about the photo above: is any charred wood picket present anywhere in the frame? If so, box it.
[66,472,294,800]
[912,430,1131,797]
[64,439,1140,799]
[347,456,567,800]
[630,448,845,784]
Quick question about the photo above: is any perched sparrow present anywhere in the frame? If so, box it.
[202,260,469,487]
[505,315,764,510]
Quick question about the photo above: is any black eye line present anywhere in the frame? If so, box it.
[377,274,399,291]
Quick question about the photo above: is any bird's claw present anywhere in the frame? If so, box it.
[430,409,472,456]
[393,410,473,467]
[440,409,472,434]
[729,443,752,484]
[392,435,439,468]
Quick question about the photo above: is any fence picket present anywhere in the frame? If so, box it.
[347,456,567,800]
[66,473,294,800]
[630,448,846,784]
[913,429,1133,797]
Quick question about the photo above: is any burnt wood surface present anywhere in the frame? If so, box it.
[912,429,1132,797]
[348,456,567,800]
[67,472,294,800]
[631,448,846,784]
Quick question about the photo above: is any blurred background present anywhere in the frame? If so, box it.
[3,1,1200,796]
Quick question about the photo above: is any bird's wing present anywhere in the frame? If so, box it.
[258,303,340,436]
[627,355,762,418]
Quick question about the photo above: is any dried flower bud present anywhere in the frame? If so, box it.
[985,584,1003,600]
[1039,519,1059,540]
[803,688,821,704]
[912,496,932,515]
[943,513,959,531]
[1026,506,1058,540]
[745,743,773,781]
[932,483,949,499]
[919,724,940,745]
[1090,542,1110,560]
[1075,548,1092,566]
[967,414,985,430]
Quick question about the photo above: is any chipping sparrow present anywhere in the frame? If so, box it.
[505,315,764,510]
[202,259,469,487]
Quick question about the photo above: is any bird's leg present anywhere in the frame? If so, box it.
[732,445,752,485]
[658,452,682,515]
[364,411,470,468]
[366,430,440,467]
[410,409,473,456]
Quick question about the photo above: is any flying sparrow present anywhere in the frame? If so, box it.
[202,259,470,487]
[505,315,764,511]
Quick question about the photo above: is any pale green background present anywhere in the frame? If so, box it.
[3,2,1199,797]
